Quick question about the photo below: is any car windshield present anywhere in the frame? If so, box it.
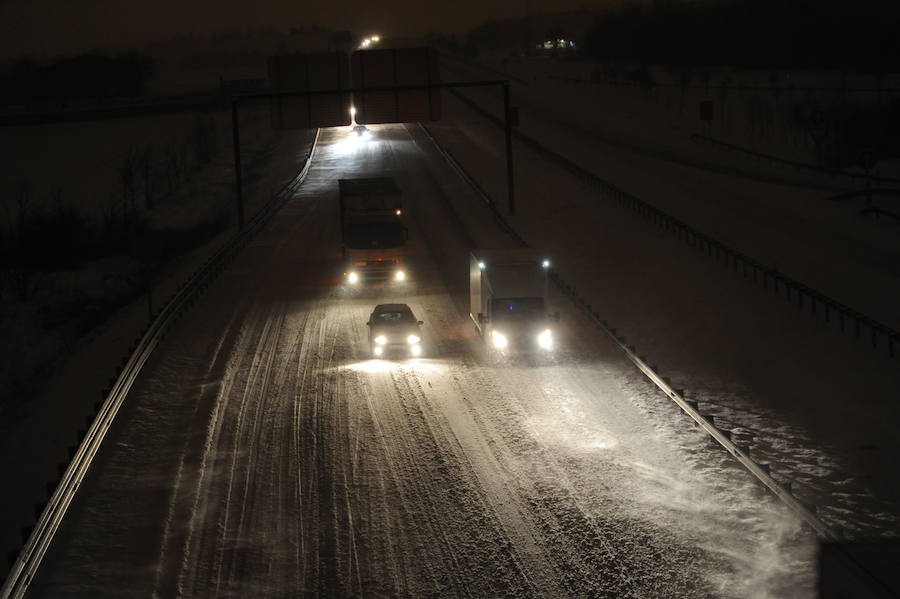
[375,310,415,324]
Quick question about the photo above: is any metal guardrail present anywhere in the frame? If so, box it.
[861,205,900,225]
[690,134,900,187]
[446,86,899,360]
[420,122,898,597]
[827,189,900,203]
[0,130,320,599]
[418,123,527,249]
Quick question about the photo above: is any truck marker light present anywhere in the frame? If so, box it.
[348,272,359,284]
[407,335,420,345]
[538,328,553,350]
[374,335,387,345]
[395,270,406,281]
[491,330,508,349]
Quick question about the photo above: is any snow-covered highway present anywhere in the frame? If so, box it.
[28,125,815,598]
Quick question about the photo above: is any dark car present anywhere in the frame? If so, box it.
[366,303,423,357]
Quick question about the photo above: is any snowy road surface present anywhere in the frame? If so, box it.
[30,126,814,598]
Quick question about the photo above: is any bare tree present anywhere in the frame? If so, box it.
[139,144,155,210]
[118,145,139,215]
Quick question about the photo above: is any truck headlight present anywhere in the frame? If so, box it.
[537,328,553,350]
[491,330,508,349]
[374,335,387,345]
[410,344,422,357]
[395,270,406,281]
[347,271,359,284]
[407,335,420,345]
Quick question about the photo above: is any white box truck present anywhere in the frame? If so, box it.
[339,177,408,284]
[469,248,558,351]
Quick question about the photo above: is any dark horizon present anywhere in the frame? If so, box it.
[0,0,621,59]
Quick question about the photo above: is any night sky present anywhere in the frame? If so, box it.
[0,0,618,57]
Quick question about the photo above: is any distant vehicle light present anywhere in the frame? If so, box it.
[374,335,387,345]
[407,335,420,345]
[538,328,553,350]
[395,209,402,216]
[410,344,422,357]
[491,330,508,349]
[373,346,383,356]
[371,35,380,42]
[395,270,406,281]
[347,271,359,284]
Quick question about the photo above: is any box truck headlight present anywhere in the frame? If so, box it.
[395,270,406,281]
[347,271,359,284]
[374,335,387,345]
[491,330,508,349]
[410,344,422,357]
[373,346,383,356]
[407,335,420,345]
[538,328,553,350]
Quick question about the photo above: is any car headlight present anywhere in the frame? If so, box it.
[347,271,359,284]
[407,334,420,345]
[538,328,553,350]
[374,335,387,345]
[491,330,508,349]
[395,270,406,281]
[410,344,422,357]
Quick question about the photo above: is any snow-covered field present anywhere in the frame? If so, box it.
[439,56,900,332]
[465,51,900,180]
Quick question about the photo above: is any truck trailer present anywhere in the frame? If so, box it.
[469,248,558,350]
[339,177,408,284]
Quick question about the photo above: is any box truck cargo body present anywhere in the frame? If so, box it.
[469,248,557,350]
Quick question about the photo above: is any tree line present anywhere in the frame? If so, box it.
[0,51,156,105]
[582,0,900,70]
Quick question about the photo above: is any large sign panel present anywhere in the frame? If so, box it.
[267,52,351,129]
[351,47,441,124]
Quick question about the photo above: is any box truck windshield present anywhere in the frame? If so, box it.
[491,297,547,321]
